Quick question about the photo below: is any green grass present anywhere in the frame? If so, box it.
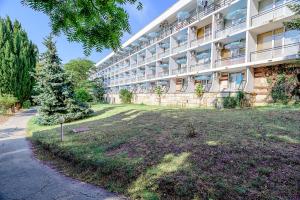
[29,104,300,200]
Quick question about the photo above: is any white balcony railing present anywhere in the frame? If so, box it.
[158,50,170,59]
[146,55,156,63]
[172,42,188,54]
[189,63,210,72]
[251,0,298,27]
[250,42,300,62]
[190,34,212,48]
[146,74,156,79]
[215,20,246,39]
[171,66,188,75]
[215,54,245,68]
[157,71,169,77]
[131,62,137,68]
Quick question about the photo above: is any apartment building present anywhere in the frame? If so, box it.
[94,0,300,107]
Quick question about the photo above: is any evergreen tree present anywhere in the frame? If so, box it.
[0,16,37,104]
[34,35,92,125]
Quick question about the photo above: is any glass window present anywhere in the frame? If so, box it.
[257,31,273,50]
[258,0,273,13]
[284,30,300,45]
[229,73,244,90]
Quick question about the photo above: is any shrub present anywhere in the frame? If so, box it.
[75,88,93,103]
[22,100,31,109]
[195,83,204,97]
[236,91,246,108]
[223,96,237,109]
[186,122,197,138]
[119,89,133,104]
[0,94,18,113]
[155,86,163,97]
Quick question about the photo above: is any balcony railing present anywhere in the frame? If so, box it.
[215,20,246,39]
[146,74,156,79]
[131,77,137,82]
[158,50,170,59]
[250,42,300,62]
[131,62,137,68]
[171,66,187,75]
[189,63,210,72]
[157,71,169,77]
[137,76,146,81]
[215,54,245,68]
[172,42,188,54]
[190,34,212,48]
[146,55,156,63]
[138,59,146,66]
[251,0,298,27]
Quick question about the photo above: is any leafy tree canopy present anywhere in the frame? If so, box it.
[285,4,300,30]
[64,58,95,88]
[22,0,142,55]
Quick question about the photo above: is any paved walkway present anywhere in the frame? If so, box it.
[0,109,125,200]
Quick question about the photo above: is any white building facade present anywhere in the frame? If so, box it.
[95,0,300,107]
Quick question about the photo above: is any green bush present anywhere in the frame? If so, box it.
[119,89,133,104]
[75,88,93,103]
[195,83,204,97]
[271,74,289,104]
[223,96,237,109]
[0,94,18,113]
[155,86,163,97]
[236,91,246,108]
[22,100,31,109]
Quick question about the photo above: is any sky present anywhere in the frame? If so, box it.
[0,0,177,64]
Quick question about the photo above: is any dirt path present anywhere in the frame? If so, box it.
[0,109,125,200]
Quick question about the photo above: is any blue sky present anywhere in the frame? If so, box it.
[0,0,176,64]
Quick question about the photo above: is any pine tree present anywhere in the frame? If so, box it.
[0,16,37,104]
[34,35,92,125]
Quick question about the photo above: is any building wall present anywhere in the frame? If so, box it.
[105,64,300,107]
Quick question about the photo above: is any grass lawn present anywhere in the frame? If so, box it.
[28,104,300,200]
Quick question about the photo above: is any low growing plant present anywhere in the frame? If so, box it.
[155,86,163,97]
[223,96,237,109]
[195,83,204,97]
[22,100,31,109]
[236,91,246,108]
[119,89,133,104]
[0,94,18,113]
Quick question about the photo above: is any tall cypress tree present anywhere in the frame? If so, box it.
[0,16,37,103]
[34,35,92,125]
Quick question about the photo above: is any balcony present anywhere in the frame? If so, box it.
[250,42,300,62]
[190,34,212,48]
[215,20,246,39]
[137,75,146,81]
[215,54,245,68]
[157,71,169,77]
[171,65,188,75]
[131,77,137,82]
[251,0,297,27]
[146,73,156,79]
[189,63,210,72]
[138,59,146,66]
[146,55,156,63]
[158,50,170,59]
[172,42,188,54]
[131,62,137,68]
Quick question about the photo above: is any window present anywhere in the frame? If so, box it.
[257,31,273,50]
[258,0,274,13]
[284,30,300,45]
[229,72,244,91]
